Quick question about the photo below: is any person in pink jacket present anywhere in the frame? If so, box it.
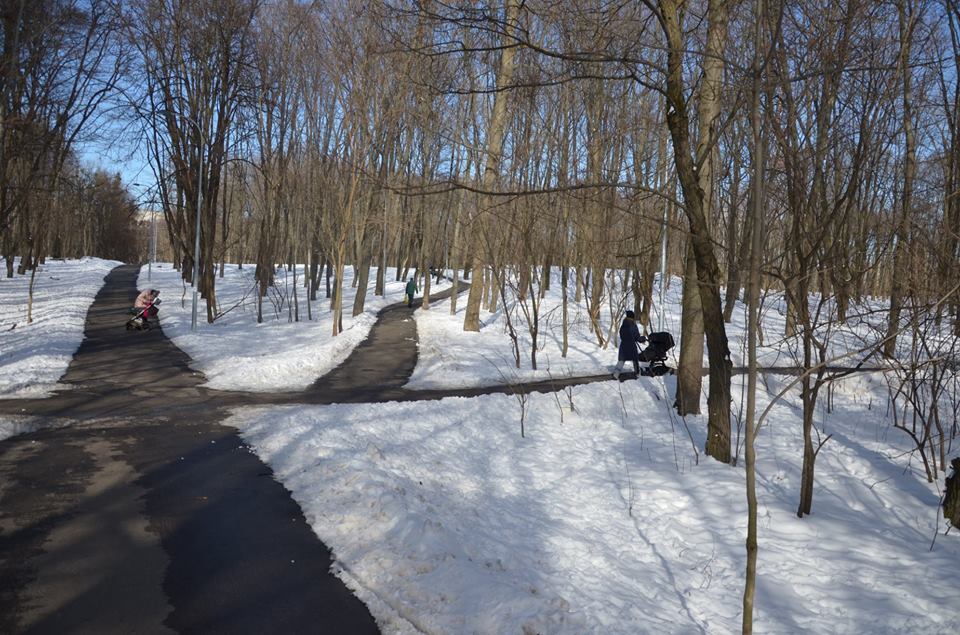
[134,289,160,319]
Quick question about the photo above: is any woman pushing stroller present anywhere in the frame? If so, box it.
[612,310,676,379]
[135,288,160,315]
[127,288,160,330]
[613,310,645,379]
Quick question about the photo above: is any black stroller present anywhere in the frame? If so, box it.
[126,291,160,331]
[638,331,675,376]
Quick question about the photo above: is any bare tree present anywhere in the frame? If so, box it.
[656,0,735,461]
[462,0,520,332]
[1,0,124,278]
[130,0,259,322]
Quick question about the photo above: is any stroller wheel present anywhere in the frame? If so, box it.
[126,322,133,330]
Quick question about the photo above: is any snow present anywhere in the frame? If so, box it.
[409,270,619,389]
[409,269,894,390]
[227,372,959,634]
[137,264,449,392]
[0,257,119,401]
[0,417,42,442]
[3,259,958,631]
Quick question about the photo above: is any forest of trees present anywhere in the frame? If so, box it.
[3,1,958,462]
[1,0,957,463]
[4,2,960,629]
[0,0,137,266]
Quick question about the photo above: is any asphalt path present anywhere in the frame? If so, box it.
[0,263,884,633]
[0,265,379,634]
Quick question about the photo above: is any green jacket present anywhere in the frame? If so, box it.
[405,279,417,295]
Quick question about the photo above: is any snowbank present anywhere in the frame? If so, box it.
[0,257,119,399]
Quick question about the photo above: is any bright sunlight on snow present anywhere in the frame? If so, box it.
[3,260,958,632]
[0,257,119,400]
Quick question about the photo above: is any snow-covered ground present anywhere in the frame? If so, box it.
[3,260,957,632]
[228,371,959,634]
[0,257,119,402]
[409,268,891,390]
[138,263,449,392]
[218,266,957,632]
[0,259,896,399]
[3,258,883,397]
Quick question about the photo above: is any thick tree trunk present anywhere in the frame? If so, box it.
[324,257,332,299]
[352,259,370,317]
[945,458,960,529]
[676,246,704,414]
[588,265,606,346]
[422,264,431,310]
[309,245,320,301]
[487,268,500,313]
[661,0,733,463]
[784,276,796,337]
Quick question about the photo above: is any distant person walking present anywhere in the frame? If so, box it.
[405,277,418,307]
[613,310,645,379]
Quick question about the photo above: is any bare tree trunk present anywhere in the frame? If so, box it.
[422,264,431,309]
[352,258,371,316]
[676,245,704,414]
[463,0,519,331]
[660,0,733,462]
[306,249,313,320]
[561,264,570,357]
[797,375,816,516]
[588,265,606,346]
[332,168,361,334]
[450,189,464,315]
[324,257,332,299]
[884,0,918,357]
[723,145,743,323]
[743,1,766,628]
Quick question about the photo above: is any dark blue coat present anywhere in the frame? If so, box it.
[618,318,642,361]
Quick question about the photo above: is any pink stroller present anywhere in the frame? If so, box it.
[126,289,160,331]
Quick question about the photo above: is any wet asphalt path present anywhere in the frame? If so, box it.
[0,265,378,634]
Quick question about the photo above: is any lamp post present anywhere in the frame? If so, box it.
[191,140,202,331]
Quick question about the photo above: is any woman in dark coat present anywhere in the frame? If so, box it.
[613,310,645,379]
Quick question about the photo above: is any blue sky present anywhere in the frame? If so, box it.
[77,128,157,205]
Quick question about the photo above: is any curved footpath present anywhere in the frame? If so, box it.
[0,265,379,634]
[0,264,882,633]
